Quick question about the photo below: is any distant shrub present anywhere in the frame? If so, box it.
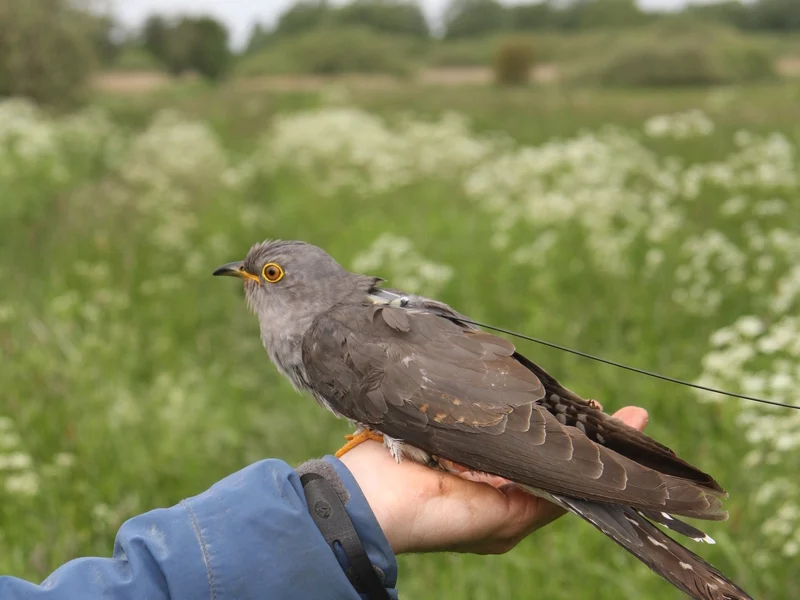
[593,23,774,87]
[237,27,420,77]
[141,15,231,81]
[493,38,535,85]
[143,15,170,64]
[0,0,96,105]
[185,17,232,81]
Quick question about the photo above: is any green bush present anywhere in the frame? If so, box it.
[140,15,231,81]
[0,0,97,105]
[591,23,775,87]
[237,26,420,76]
[493,38,535,85]
[185,17,231,80]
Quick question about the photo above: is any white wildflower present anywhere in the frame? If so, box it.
[0,452,32,470]
[4,471,40,495]
[352,234,453,294]
[54,453,75,469]
[735,316,764,338]
[0,430,20,450]
[720,196,748,216]
[644,110,714,139]
[261,108,498,196]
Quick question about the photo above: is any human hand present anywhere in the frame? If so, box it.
[339,405,648,555]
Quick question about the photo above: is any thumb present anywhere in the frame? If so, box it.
[611,406,649,431]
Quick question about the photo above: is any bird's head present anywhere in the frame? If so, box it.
[213,239,377,347]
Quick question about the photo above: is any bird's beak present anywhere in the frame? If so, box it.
[212,261,261,284]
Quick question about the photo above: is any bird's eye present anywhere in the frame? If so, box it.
[262,263,284,283]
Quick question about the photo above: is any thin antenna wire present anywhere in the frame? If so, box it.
[453,317,800,411]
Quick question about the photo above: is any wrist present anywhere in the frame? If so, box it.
[317,453,401,592]
[337,441,414,554]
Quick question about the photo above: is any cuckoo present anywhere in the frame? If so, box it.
[214,239,752,600]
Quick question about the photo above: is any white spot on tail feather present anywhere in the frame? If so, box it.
[679,561,694,571]
[660,512,674,521]
[699,533,716,545]
[647,536,669,549]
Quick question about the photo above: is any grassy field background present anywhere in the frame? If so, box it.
[1,78,799,599]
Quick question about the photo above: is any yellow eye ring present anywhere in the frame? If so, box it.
[262,263,284,283]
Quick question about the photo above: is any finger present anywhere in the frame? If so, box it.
[611,406,649,431]
[509,487,564,529]
[458,471,510,488]
[480,486,565,552]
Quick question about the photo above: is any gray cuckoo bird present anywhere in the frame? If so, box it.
[214,239,752,600]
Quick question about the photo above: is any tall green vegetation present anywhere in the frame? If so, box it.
[0,0,99,105]
[143,15,170,63]
[182,17,231,80]
[142,15,232,81]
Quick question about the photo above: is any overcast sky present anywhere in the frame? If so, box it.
[112,0,713,48]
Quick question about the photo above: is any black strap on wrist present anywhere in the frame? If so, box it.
[300,472,391,600]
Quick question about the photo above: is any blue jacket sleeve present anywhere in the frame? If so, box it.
[0,456,399,600]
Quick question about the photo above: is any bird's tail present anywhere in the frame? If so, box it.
[549,494,753,600]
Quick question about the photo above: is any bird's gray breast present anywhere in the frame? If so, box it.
[262,330,310,390]
[255,298,315,393]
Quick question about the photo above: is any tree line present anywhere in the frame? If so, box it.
[2,0,798,106]
[69,0,800,81]
[247,0,800,49]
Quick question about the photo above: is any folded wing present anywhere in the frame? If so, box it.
[303,304,726,520]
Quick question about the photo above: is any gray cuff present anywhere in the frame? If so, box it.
[296,458,351,505]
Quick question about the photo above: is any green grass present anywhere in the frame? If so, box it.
[1,80,799,600]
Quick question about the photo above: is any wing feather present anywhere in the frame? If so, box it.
[302,303,726,519]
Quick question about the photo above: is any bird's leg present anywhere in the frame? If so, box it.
[334,428,385,458]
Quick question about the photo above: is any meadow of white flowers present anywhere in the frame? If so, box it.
[0,97,797,590]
